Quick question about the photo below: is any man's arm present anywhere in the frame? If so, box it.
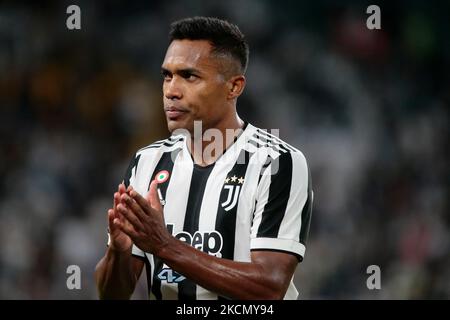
[159,240,298,299]
[115,180,299,299]
[94,183,145,300]
[95,247,145,300]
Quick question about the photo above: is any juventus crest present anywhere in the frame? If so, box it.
[221,175,245,211]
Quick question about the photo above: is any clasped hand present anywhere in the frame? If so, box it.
[114,180,171,255]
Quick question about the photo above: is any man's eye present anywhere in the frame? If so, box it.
[181,72,197,80]
[161,71,172,80]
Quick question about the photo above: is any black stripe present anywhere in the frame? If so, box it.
[139,136,184,151]
[257,152,293,238]
[253,132,289,153]
[247,139,260,149]
[215,150,252,262]
[150,142,182,149]
[143,256,152,298]
[151,259,163,300]
[123,154,141,188]
[299,166,313,246]
[137,139,166,152]
[149,149,181,300]
[143,138,184,150]
[251,134,288,153]
[253,132,288,152]
[178,164,214,300]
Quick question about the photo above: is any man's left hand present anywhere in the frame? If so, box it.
[115,180,172,255]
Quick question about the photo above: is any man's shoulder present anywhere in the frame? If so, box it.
[246,124,305,161]
[135,135,185,156]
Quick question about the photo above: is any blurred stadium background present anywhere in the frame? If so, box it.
[0,0,448,299]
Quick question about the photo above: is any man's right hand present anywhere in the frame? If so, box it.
[96,183,145,299]
[108,183,133,252]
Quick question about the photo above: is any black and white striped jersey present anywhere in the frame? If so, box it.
[120,122,313,300]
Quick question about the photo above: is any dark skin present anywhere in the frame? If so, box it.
[95,39,299,300]
[161,39,245,165]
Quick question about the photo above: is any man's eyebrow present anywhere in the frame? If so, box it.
[161,67,202,75]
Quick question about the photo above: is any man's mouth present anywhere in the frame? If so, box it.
[164,106,188,120]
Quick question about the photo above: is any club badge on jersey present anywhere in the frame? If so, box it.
[221,175,245,211]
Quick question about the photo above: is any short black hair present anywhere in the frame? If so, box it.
[169,16,249,74]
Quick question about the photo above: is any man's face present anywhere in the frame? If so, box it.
[161,40,231,134]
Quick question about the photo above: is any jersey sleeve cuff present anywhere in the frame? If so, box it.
[250,237,306,261]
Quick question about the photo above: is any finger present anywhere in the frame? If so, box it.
[121,193,148,222]
[113,192,120,210]
[117,203,144,231]
[129,188,153,214]
[113,217,139,240]
[119,183,126,195]
[148,180,163,211]
[108,209,116,231]
[110,207,129,232]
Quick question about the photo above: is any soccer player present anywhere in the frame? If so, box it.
[95,16,313,300]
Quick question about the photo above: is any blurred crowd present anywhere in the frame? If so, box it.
[0,0,448,299]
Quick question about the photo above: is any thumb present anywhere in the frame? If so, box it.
[148,179,163,211]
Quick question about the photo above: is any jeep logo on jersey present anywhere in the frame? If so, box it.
[167,224,223,258]
[221,175,244,211]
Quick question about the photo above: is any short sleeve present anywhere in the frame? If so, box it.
[250,151,313,261]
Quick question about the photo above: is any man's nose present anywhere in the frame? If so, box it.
[164,78,183,100]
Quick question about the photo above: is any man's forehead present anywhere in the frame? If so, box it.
[162,39,217,70]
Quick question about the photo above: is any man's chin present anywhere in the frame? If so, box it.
[167,119,191,134]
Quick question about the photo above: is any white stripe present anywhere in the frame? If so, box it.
[129,149,160,261]
[250,237,306,258]
[250,161,272,239]
[163,147,193,235]
[256,129,299,153]
[252,133,290,152]
[139,135,185,150]
[131,244,145,257]
[160,147,193,299]
[233,149,265,262]
[248,136,286,153]
[277,152,308,245]
[146,253,155,290]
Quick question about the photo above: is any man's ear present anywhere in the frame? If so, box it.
[227,75,246,99]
